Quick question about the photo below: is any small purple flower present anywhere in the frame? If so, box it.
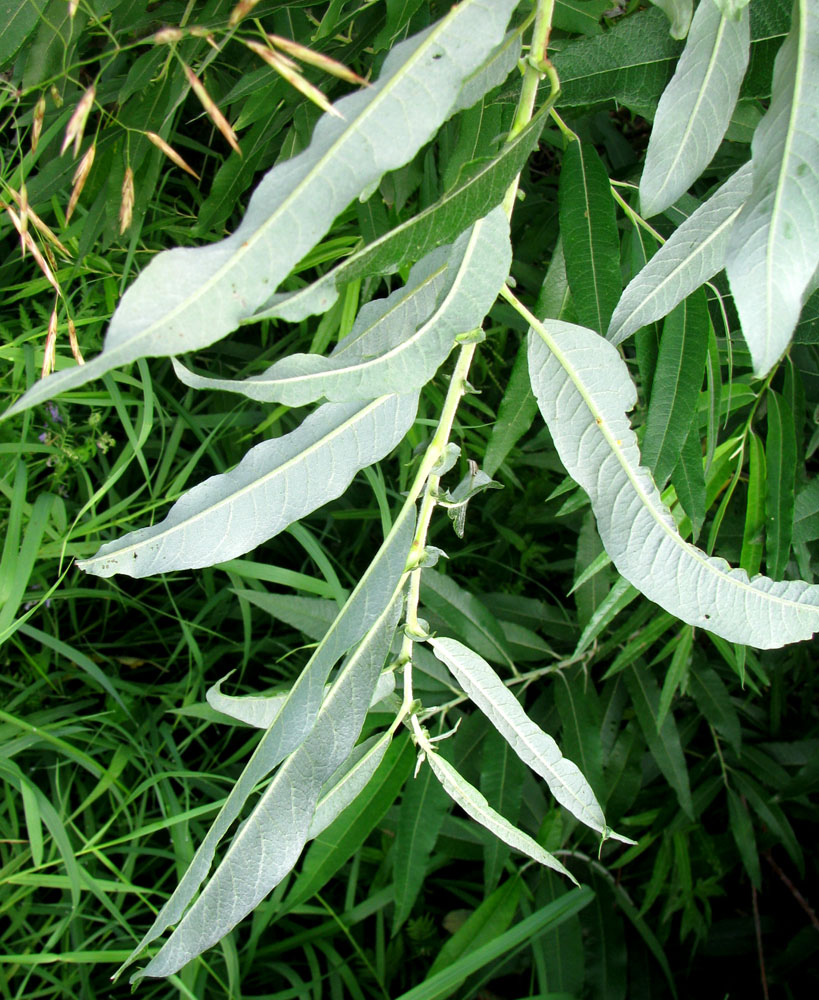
[39,431,48,443]
[46,402,62,424]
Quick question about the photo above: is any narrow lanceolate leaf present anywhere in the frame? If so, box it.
[640,0,750,217]
[641,289,710,488]
[608,163,753,345]
[307,733,392,840]
[135,593,404,981]
[393,749,452,933]
[429,637,629,843]
[558,141,621,335]
[79,392,418,578]
[417,730,578,884]
[649,0,693,41]
[2,0,521,419]
[253,107,547,324]
[175,208,511,404]
[726,0,819,377]
[206,670,396,729]
[525,313,819,648]
[115,509,415,981]
[765,390,797,580]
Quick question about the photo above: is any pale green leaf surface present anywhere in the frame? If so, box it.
[231,591,338,641]
[420,737,578,883]
[608,163,753,345]
[116,508,415,979]
[252,108,547,324]
[649,0,693,40]
[175,209,511,404]
[449,29,522,115]
[715,0,752,17]
[726,0,819,376]
[640,0,750,217]
[79,393,418,578]
[3,0,521,419]
[526,317,819,648]
[307,733,392,840]
[429,637,626,842]
[206,670,396,729]
[135,593,404,980]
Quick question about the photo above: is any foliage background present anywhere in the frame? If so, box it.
[1,1,818,998]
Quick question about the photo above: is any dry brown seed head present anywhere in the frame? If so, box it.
[153,27,184,43]
[183,64,241,155]
[119,167,135,234]
[145,130,200,179]
[66,144,96,222]
[267,33,369,86]
[42,307,58,378]
[229,0,263,27]
[68,316,85,365]
[32,96,46,153]
[61,85,96,157]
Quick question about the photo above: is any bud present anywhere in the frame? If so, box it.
[152,27,184,44]
[229,0,263,27]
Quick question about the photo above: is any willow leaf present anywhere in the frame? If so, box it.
[429,637,629,843]
[134,592,404,981]
[608,163,753,345]
[79,393,418,578]
[649,0,693,40]
[308,733,392,840]
[418,733,578,884]
[526,315,819,648]
[253,108,547,324]
[2,0,521,419]
[640,0,750,217]
[726,0,819,376]
[114,507,415,981]
[206,671,396,729]
[175,208,511,404]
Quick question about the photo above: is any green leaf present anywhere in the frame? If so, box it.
[78,393,418,578]
[648,0,693,40]
[135,592,404,980]
[175,208,511,404]
[394,887,594,1000]
[552,6,683,119]
[727,787,762,888]
[671,423,707,541]
[307,733,393,840]
[116,507,415,979]
[657,626,694,730]
[765,390,797,579]
[3,0,522,419]
[640,0,750,216]
[421,571,513,667]
[525,313,819,648]
[726,0,819,376]
[740,430,766,577]
[608,163,753,345]
[480,728,526,892]
[641,290,710,488]
[483,339,538,477]
[689,661,741,753]
[254,107,548,324]
[393,761,452,932]
[558,140,621,335]
[793,477,819,544]
[624,665,693,818]
[429,637,627,842]
[205,671,395,729]
[286,732,415,911]
[0,0,43,66]
[427,876,521,979]
[418,736,577,882]
[554,665,605,802]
